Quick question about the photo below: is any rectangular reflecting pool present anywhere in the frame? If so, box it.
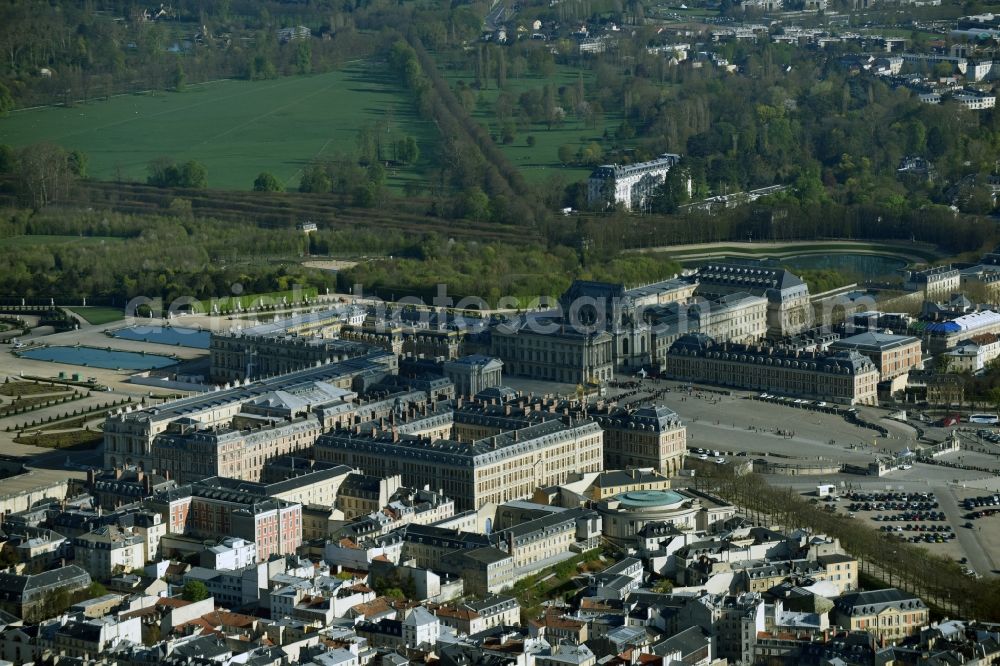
[18,346,179,370]
[111,325,211,349]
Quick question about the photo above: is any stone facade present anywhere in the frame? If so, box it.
[665,334,879,405]
[594,405,687,475]
[314,418,604,511]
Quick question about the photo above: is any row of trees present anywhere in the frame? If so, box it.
[147,158,208,189]
[386,35,545,227]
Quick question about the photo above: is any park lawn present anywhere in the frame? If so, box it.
[66,306,126,325]
[0,235,124,249]
[0,61,437,192]
[436,62,628,184]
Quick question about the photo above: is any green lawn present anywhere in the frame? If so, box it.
[66,306,125,325]
[436,62,626,184]
[0,61,437,192]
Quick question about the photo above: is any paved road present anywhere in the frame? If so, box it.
[938,483,997,577]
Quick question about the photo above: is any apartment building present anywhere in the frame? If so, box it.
[665,334,880,405]
[693,262,812,339]
[833,588,929,643]
[73,526,147,580]
[587,153,681,211]
[314,418,604,511]
[147,482,302,561]
[594,405,687,475]
[904,266,961,297]
[828,332,923,381]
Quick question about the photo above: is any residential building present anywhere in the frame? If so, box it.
[665,334,880,405]
[904,266,961,296]
[147,481,302,561]
[954,88,996,109]
[432,595,520,635]
[828,332,923,380]
[587,153,681,211]
[315,417,604,511]
[693,262,812,339]
[0,565,92,621]
[594,405,686,475]
[833,588,929,642]
[73,526,147,580]
[945,333,1000,372]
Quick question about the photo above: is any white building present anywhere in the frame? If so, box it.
[587,153,682,211]
[953,88,997,110]
[202,537,258,571]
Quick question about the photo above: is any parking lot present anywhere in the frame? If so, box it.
[840,490,957,547]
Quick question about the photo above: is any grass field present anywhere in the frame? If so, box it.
[66,307,126,325]
[436,62,628,184]
[0,61,437,191]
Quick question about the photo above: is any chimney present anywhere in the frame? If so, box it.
[87,469,95,486]
[136,469,144,483]
[392,426,399,442]
[115,467,124,480]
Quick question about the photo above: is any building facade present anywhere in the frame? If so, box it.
[828,332,923,381]
[594,405,687,475]
[587,153,681,211]
[665,334,880,405]
[314,418,604,511]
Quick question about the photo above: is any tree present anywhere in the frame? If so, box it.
[295,39,312,75]
[526,135,536,147]
[558,144,575,165]
[299,164,331,193]
[460,186,490,221]
[172,60,186,92]
[0,83,12,117]
[396,136,420,165]
[181,580,209,602]
[652,579,674,593]
[0,144,15,173]
[253,172,283,192]
[15,143,75,208]
[68,150,88,178]
[179,161,207,188]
